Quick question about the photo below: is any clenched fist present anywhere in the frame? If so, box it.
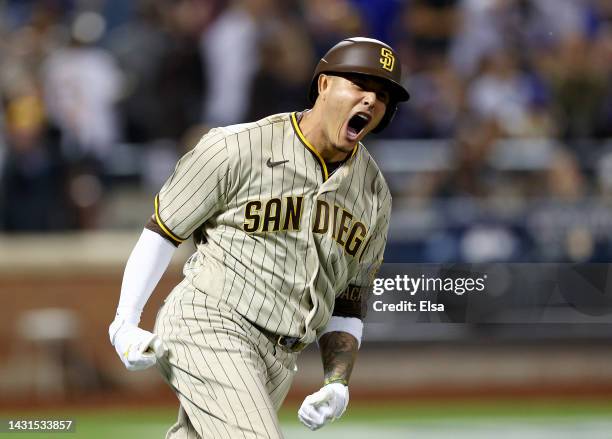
[109,318,168,371]
[298,383,349,430]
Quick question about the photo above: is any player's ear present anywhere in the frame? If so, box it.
[318,74,331,97]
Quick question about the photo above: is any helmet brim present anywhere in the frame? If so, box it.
[308,68,410,104]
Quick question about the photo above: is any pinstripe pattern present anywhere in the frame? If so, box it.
[156,112,390,341]
[153,111,391,436]
[155,283,297,439]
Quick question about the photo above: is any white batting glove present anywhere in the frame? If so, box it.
[298,382,349,430]
[109,318,168,371]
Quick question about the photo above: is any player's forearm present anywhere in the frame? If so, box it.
[319,331,358,385]
[114,228,176,324]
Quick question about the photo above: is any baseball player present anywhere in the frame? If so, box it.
[109,37,409,438]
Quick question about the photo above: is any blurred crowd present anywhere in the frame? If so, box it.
[0,0,612,261]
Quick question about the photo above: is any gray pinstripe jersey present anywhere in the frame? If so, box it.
[155,111,391,344]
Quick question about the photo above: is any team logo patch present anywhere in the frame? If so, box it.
[379,48,395,72]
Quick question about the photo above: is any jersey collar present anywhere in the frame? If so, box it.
[290,111,359,182]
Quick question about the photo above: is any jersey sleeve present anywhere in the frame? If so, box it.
[333,187,391,320]
[154,129,231,243]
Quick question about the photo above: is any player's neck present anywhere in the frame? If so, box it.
[298,109,352,163]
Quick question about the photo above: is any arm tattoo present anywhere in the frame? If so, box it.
[319,331,358,385]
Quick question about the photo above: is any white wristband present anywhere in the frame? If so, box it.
[318,316,363,348]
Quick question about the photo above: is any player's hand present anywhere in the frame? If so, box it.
[298,382,349,430]
[108,318,168,371]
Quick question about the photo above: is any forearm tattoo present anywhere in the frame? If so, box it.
[319,331,358,386]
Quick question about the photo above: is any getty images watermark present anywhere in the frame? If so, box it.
[370,273,488,312]
[366,263,612,322]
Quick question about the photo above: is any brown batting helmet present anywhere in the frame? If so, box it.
[308,37,410,133]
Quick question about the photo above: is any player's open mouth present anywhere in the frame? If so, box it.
[346,112,371,141]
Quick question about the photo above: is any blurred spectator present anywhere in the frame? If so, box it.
[0,82,75,231]
[450,0,507,78]
[460,224,521,262]
[107,0,213,144]
[402,0,459,70]
[540,33,608,140]
[466,50,544,137]
[156,0,212,141]
[247,12,315,120]
[435,117,500,198]
[40,11,125,229]
[303,0,364,57]
[42,11,123,166]
[387,56,463,138]
[104,1,168,144]
[592,25,612,138]
[200,0,266,126]
[596,147,612,200]
[544,148,586,200]
[0,4,66,89]
[521,0,590,47]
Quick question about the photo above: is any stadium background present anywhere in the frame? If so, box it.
[1,0,612,437]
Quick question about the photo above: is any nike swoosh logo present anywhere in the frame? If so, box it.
[266,158,289,168]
